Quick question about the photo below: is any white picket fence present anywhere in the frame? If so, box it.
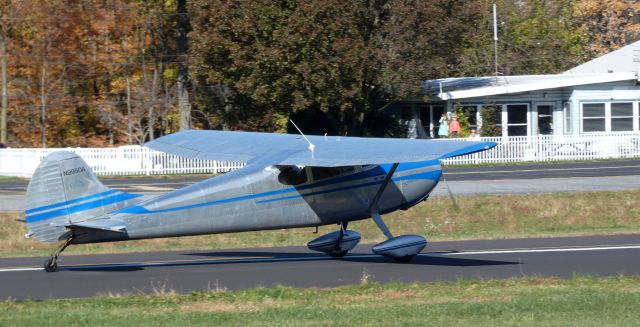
[1,133,639,177]
[0,146,245,178]
[443,133,640,165]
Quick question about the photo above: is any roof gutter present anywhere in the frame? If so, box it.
[438,73,638,100]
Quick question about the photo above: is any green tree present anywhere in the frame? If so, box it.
[189,0,481,135]
[479,106,500,137]
[458,0,584,76]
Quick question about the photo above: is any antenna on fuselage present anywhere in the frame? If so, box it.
[290,119,316,153]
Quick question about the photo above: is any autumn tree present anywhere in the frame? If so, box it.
[0,0,30,144]
[11,0,84,147]
[2,0,639,147]
[574,0,640,58]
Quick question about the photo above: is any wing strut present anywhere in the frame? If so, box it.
[367,163,399,239]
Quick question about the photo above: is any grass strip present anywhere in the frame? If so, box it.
[2,189,640,257]
[1,276,640,326]
[0,176,28,183]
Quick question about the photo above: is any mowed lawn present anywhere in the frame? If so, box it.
[1,189,639,257]
[2,276,640,326]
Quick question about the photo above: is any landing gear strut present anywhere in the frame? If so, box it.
[369,163,427,263]
[329,222,350,258]
[44,236,74,272]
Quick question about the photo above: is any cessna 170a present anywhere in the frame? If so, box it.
[24,130,496,272]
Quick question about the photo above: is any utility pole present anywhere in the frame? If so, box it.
[0,35,7,144]
[493,3,499,76]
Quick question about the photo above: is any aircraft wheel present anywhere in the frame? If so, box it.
[44,258,57,272]
[392,255,415,263]
[329,250,348,258]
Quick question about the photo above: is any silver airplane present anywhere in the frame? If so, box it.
[23,130,496,272]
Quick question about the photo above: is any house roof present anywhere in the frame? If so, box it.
[424,72,639,100]
[564,40,640,74]
[424,40,640,101]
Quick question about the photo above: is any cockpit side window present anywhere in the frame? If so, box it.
[310,166,356,181]
[276,165,308,185]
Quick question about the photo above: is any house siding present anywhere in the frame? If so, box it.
[570,81,640,135]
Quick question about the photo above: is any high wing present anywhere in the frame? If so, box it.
[145,130,497,167]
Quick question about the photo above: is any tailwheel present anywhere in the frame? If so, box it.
[43,236,74,273]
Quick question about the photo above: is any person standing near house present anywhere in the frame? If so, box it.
[438,113,449,138]
[468,128,479,139]
[449,114,461,138]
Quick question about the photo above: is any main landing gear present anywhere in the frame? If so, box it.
[370,211,426,263]
[307,221,361,257]
[307,162,427,262]
[44,236,74,272]
[366,163,426,263]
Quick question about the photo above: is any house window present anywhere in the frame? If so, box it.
[536,104,554,135]
[506,104,528,136]
[581,102,638,133]
[420,105,445,138]
[611,102,634,131]
[582,103,606,132]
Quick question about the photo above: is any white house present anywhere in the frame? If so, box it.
[400,40,640,138]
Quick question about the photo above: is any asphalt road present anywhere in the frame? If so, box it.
[1,234,639,300]
[443,159,640,181]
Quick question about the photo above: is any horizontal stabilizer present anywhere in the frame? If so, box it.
[67,218,128,233]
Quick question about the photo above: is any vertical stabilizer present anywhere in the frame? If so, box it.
[25,151,141,242]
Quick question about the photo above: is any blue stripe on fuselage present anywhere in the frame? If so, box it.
[256,170,441,204]
[119,161,441,214]
[25,192,143,223]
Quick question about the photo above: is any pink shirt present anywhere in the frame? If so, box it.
[449,120,461,132]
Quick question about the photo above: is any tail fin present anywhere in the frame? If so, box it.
[25,151,142,243]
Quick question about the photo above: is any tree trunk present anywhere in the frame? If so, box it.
[177,0,190,130]
[0,35,7,144]
[40,63,47,148]
[149,61,160,140]
[125,70,132,144]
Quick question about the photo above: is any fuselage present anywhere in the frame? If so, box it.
[86,160,442,243]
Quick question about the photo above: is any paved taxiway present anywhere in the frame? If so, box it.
[1,160,639,300]
[1,234,640,300]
